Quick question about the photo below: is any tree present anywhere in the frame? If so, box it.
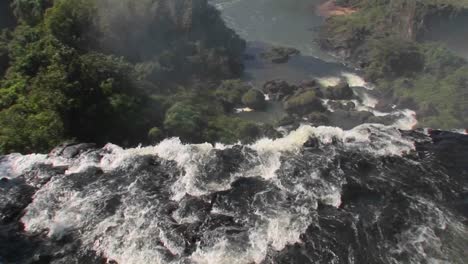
[164,103,204,141]
[11,0,52,25]
[242,89,266,110]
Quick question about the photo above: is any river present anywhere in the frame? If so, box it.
[210,0,418,130]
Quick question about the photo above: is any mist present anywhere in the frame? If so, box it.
[0,1,15,29]
[422,10,468,59]
[94,0,210,61]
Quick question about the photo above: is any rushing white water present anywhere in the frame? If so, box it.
[2,120,467,264]
[2,122,416,264]
[3,2,466,264]
[0,153,48,179]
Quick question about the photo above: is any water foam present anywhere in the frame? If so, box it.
[11,120,423,264]
[0,153,48,179]
[317,76,341,87]
[341,72,374,90]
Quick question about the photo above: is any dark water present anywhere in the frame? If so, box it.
[210,0,331,60]
[243,42,349,87]
[1,125,467,263]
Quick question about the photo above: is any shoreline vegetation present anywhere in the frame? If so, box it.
[0,0,281,154]
[318,0,468,129]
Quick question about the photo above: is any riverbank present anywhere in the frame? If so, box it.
[318,0,468,129]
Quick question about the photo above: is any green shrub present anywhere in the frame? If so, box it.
[164,103,204,142]
[215,79,250,109]
[147,127,163,143]
[284,90,325,115]
[242,89,266,110]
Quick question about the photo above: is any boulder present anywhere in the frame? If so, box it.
[283,90,326,115]
[260,46,300,63]
[263,80,297,101]
[0,178,35,224]
[327,101,356,111]
[306,112,330,126]
[303,137,320,149]
[277,115,296,127]
[323,82,354,100]
[49,143,96,159]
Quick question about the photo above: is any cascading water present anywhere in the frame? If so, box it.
[1,124,467,264]
[1,1,467,263]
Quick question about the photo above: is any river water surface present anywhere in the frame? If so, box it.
[210,0,418,129]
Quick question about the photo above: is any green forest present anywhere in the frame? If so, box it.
[0,0,271,154]
[321,0,468,128]
[2,0,467,154]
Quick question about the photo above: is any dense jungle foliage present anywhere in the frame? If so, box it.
[0,0,269,154]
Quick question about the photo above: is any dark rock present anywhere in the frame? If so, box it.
[277,115,296,127]
[306,112,330,126]
[303,137,320,149]
[339,110,373,122]
[22,164,66,188]
[300,79,319,88]
[50,143,96,159]
[323,82,354,100]
[327,101,356,111]
[260,46,300,63]
[260,124,283,140]
[0,178,35,224]
[329,110,374,129]
[173,195,211,223]
[263,79,297,101]
[198,146,249,187]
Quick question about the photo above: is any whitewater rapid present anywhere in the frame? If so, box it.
[2,122,467,264]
